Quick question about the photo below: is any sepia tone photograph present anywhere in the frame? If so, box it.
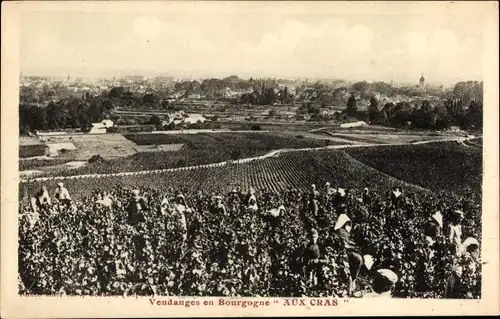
[2,1,499,318]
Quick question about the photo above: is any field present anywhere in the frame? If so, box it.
[345,141,482,195]
[324,132,453,145]
[20,148,432,200]
[463,137,483,150]
[19,145,48,158]
[20,132,349,178]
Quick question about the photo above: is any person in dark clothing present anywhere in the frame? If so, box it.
[362,188,372,205]
[127,189,148,226]
[425,211,443,247]
[302,228,325,287]
[334,213,364,296]
[309,184,319,217]
[212,196,227,215]
[390,187,402,209]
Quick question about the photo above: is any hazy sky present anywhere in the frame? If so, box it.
[19,2,489,84]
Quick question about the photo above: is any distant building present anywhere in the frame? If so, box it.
[163,112,207,127]
[419,73,426,90]
[340,121,367,128]
[89,120,114,134]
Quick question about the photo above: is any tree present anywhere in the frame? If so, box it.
[261,88,278,105]
[148,115,162,126]
[46,101,65,129]
[368,96,379,122]
[352,81,370,98]
[345,94,357,117]
[108,87,124,99]
[466,100,482,129]
[143,93,160,106]
[88,101,103,123]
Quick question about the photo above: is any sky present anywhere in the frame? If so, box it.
[19,2,490,85]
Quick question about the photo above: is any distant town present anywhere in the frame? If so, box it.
[19,73,483,136]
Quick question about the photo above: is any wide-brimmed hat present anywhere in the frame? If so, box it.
[376,269,398,285]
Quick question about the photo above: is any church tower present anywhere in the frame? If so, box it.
[419,73,425,90]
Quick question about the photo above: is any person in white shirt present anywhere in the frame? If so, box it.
[96,191,113,205]
[448,210,464,255]
[172,195,189,243]
[444,237,480,298]
[324,182,334,198]
[54,182,71,206]
[173,194,192,215]
[247,188,258,212]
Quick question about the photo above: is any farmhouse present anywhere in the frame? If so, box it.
[163,112,207,126]
[36,131,67,136]
[89,119,114,134]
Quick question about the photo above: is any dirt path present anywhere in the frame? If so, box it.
[20,137,472,183]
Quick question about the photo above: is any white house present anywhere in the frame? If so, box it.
[89,123,107,134]
[340,121,367,128]
[101,119,114,128]
[184,113,206,124]
[163,112,207,127]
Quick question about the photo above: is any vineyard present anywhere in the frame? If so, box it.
[20,132,349,177]
[345,141,482,195]
[19,144,48,158]
[20,149,431,200]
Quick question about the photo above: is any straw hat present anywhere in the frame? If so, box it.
[376,269,398,285]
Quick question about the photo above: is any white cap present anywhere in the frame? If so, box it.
[431,211,443,228]
[376,269,398,285]
[337,188,346,197]
[132,189,140,197]
[334,213,351,230]
[364,254,374,270]
[58,182,64,187]
[269,208,280,217]
[392,189,402,198]
[325,182,330,186]
[459,237,479,256]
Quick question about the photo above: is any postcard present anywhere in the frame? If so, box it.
[1,1,499,317]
